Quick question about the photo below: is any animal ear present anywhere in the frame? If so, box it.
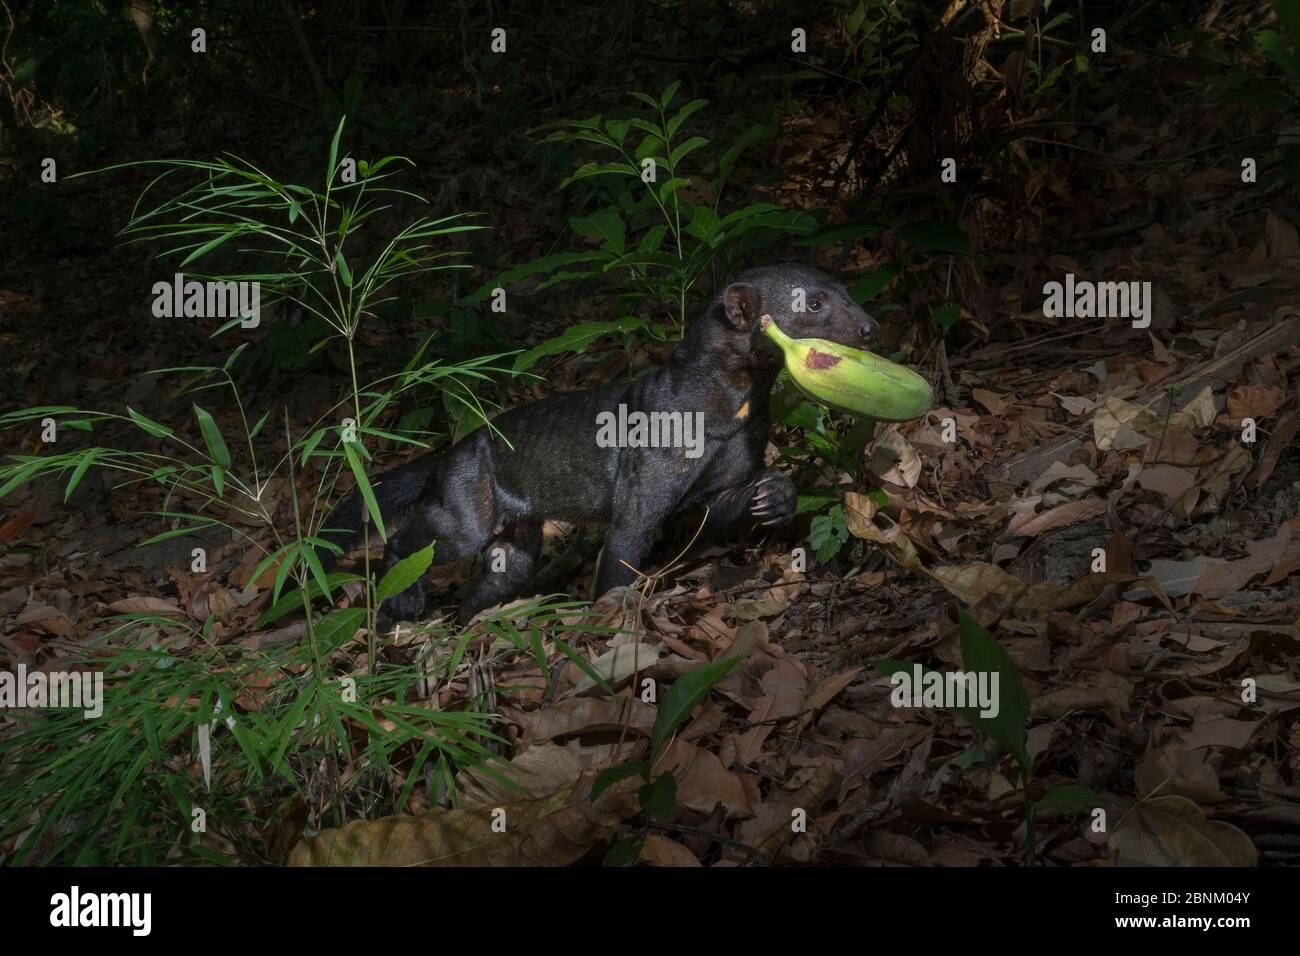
[722,282,760,329]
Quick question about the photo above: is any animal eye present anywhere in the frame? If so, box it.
[807,299,821,313]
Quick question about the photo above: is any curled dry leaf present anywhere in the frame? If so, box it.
[866,427,923,487]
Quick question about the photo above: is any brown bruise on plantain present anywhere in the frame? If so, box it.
[806,349,842,370]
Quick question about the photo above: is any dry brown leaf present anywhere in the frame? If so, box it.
[1010,497,1105,538]
[638,834,702,867]
[1135,742,1227,803]
[1180,715,1264,752]
[1226,384,1286,421]
[660,738,753,819]
[1030,461,1099,494]
[1110,795,1257,866]
[1031,672,1132,719]
[1196,523,1297,598]
[287,770,640,866]
[866,427,923,487]
[516,697,656,746]
[932,562,1023,606]
[1135,465,1197,502]
[569,642,664,695]
[106,596,185,617]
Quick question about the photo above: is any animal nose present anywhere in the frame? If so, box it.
[858,317,878,342]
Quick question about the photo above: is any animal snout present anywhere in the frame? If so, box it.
[858,316,879,342]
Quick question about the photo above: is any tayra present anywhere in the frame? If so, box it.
[323,264,878,624]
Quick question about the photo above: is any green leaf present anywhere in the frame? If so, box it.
[795,493,841,515]
[850,262,900,302]
[638,772,678,819]
[605,119,630,147]
[192,405,231,469]
[602,837,643,867]
[895,220,971,255]
[1256,29,1300,83]
[312,607,367,651]
[336,249,353,288]
[126,407,173,438]
[180,230,239,268]
[650,657,741,758]
[666,99,708,140]
[376,544,434,602]
[257,571,363,626]
[809,506,847,563]
[591,761,648,801]
[560,161,638,188]
[342,442,386,541]
[63,449,102,502]
[668,135,709,169]
[569,206,625,255]
[299,543,333,601]
[932,301,962,332]
[511,316,646,372]
[328,116,345,180]
[796,220,889,246]
[717,124,774,182]
[659,80,683,109]
[1035,784,1103,814]
[956,609,1030,772]
[684,205,722,243]
[1274,0,1300,44]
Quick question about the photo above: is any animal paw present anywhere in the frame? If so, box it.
[380,582,426,623]
[749,470,796,527]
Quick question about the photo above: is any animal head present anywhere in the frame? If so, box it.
[718,264,877,365]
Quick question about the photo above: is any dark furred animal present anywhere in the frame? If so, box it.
[323,264,877,624]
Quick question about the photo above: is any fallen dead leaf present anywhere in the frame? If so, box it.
[1109,794,1257,866]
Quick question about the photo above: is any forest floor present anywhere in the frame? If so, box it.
[1,3,1297,866]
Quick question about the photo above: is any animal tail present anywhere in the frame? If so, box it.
[318,455,438,563]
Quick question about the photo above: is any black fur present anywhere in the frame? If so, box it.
[322,264,876,624]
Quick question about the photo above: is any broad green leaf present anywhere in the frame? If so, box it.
[956,609,1030,772]
[638,772,678,819]
[668,135,708,169]
[650,657,741,757]
[1035,784,1103,814]
[851,262,900,302]
[376,544,435,602]
[666,99,708,139]
[569,206,625,254]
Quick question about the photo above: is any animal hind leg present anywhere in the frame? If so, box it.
[457,521,544,624]
[378,459,498,622]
